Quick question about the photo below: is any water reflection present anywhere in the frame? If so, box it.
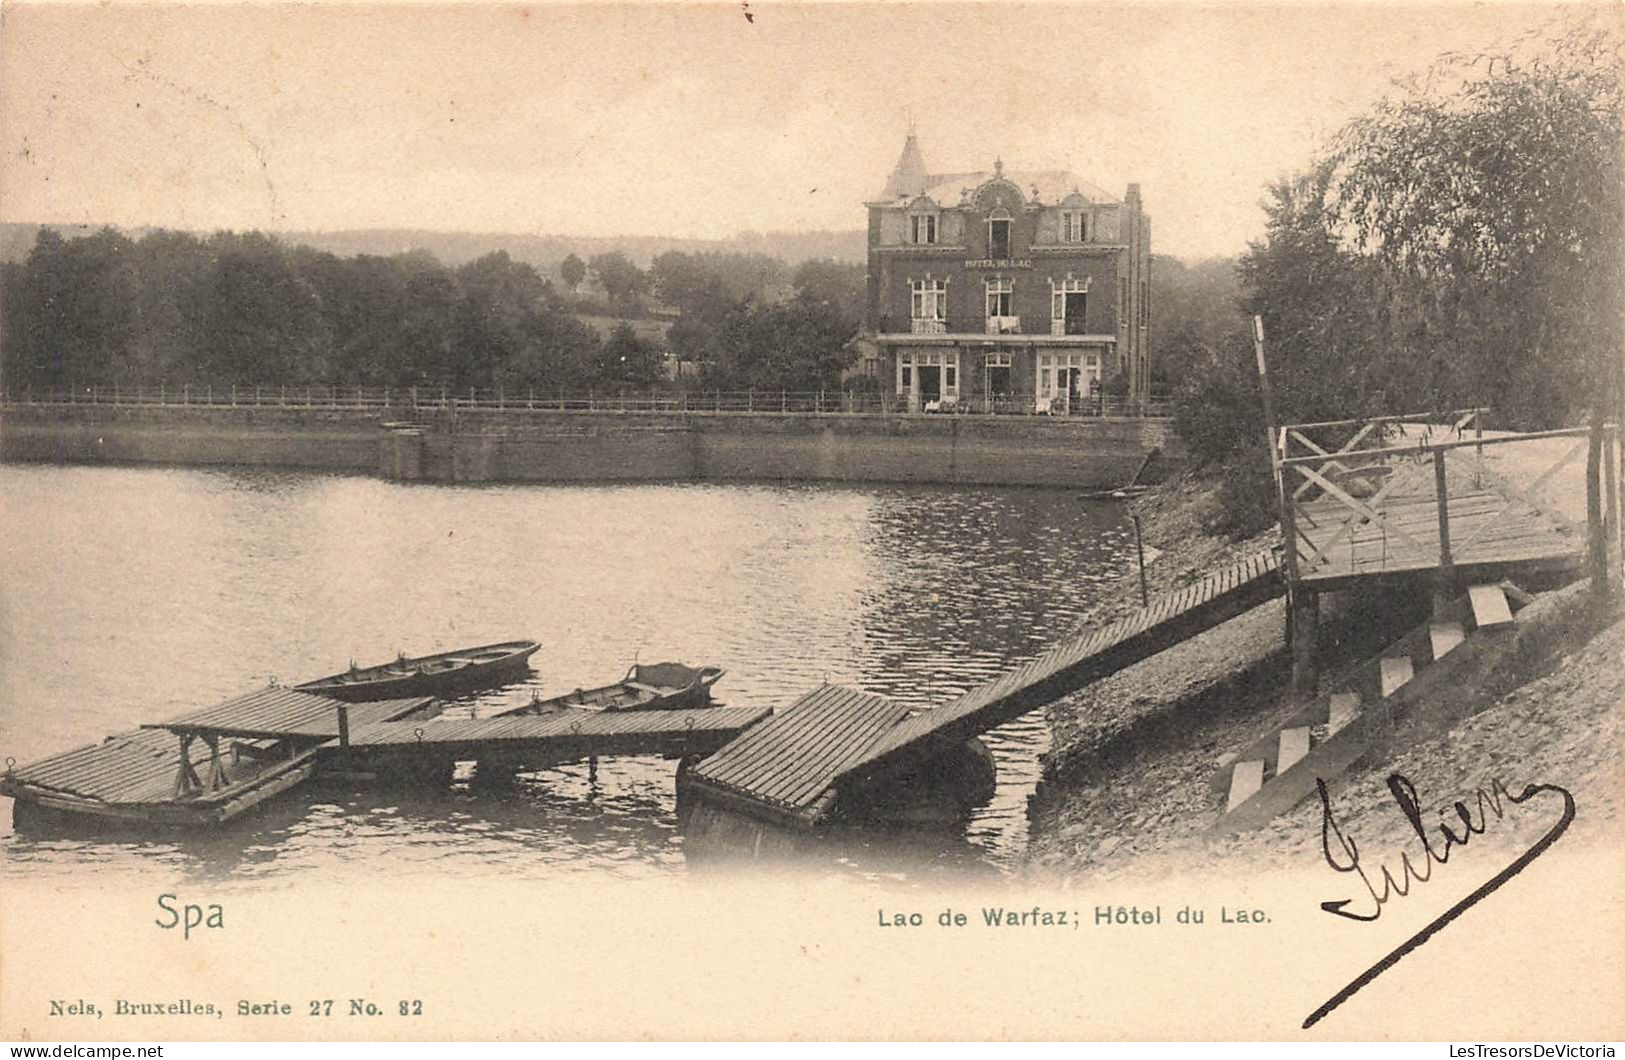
[0,465,1136,882]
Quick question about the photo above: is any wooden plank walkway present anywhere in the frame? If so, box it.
[680,685,913,826]
[1294,448,1581,588]
[686,549,1286,826]
[829,549,1285,792]
[329,705,773,764]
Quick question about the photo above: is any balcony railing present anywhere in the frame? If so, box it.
[985,316,1022,335]
[910,318,947,335]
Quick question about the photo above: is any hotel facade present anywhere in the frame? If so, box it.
[862,132,1152,413]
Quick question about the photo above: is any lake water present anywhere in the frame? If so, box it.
[0,464,1136,885]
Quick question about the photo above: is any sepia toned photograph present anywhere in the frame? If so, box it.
[1,0,1621,1042]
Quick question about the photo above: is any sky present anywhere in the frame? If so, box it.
[0,1,1613,261]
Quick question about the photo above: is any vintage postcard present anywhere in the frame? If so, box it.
[1,0,1622,1043]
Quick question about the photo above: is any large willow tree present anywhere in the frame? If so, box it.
[1330,22,1623,428]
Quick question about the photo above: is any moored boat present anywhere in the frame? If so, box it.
[497,661,724,716]
[296,639,540,701]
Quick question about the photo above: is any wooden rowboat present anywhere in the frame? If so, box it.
[296,639,540,701]
[498,662,724,716]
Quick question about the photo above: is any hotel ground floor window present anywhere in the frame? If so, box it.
[1036,351,1104,412]
[896,350,960,409]
[982,352,1013,408]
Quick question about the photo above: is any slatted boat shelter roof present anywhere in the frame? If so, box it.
[7,728,193,805]
[683,685,914,823]
[142,686,431,739]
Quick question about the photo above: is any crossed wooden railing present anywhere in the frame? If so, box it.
[1273,408,1617,584]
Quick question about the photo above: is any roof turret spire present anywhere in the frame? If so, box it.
[881,127,930,200]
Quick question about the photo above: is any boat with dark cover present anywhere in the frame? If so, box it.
[296,639,540,701]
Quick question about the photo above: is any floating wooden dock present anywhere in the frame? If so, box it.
[2,683,767,827]
[328,705,773,770]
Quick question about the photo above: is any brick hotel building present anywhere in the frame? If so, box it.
[862,131,1151,412]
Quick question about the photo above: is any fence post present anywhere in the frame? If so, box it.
[748,388,754,412]
[183,384,190,406]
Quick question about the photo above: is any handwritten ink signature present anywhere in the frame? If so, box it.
[1304,772,1575,1029]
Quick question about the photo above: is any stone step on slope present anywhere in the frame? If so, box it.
[1430,621,1465,660]
[1326,692,1361,735]
[1380,655,1415,697]
[1469,584,1515,628]
[1226,760,1265,812]
[1277,726,1311,774]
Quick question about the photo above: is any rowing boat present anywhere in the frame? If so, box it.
[296,639,540,701]
[497,661,724,716]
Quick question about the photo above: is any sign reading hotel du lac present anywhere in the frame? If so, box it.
[963,258,1034,269]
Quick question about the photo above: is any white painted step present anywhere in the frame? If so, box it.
[1226,760,1265,812]
[1430,621,1465,660]
[1469,584,1515,628]
[1326,693,1361,736]
[1277,727,1311,774]
[1380,655,1415,697]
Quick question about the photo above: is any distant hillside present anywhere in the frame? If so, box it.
[0,223,867,271]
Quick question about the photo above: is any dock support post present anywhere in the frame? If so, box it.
[172,735,203,799]
[337,704,351,770]
[1291,589,1319,703]
[588,755,598,783]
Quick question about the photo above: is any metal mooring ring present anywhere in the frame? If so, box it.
[414,727,425,743]
[570,720,582,735]
[685,715,696,731]
[4,756,14,775]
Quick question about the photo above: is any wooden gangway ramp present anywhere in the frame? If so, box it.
[685,549,1286,828]
[327,705,774,768]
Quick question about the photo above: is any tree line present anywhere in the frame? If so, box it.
[0,231,866,395]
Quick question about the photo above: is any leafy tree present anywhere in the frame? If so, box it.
[1148,254,1243,389]
[559,252,586,294]
[594,322,665,389]
[1330,22,1622,428]
[587,251,647,315]
[706,295,857,391]
[204,231,332,384]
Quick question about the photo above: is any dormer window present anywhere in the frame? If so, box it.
[910,213,938,245]
[988,219,1011,259]
[1061,211,1088,243]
